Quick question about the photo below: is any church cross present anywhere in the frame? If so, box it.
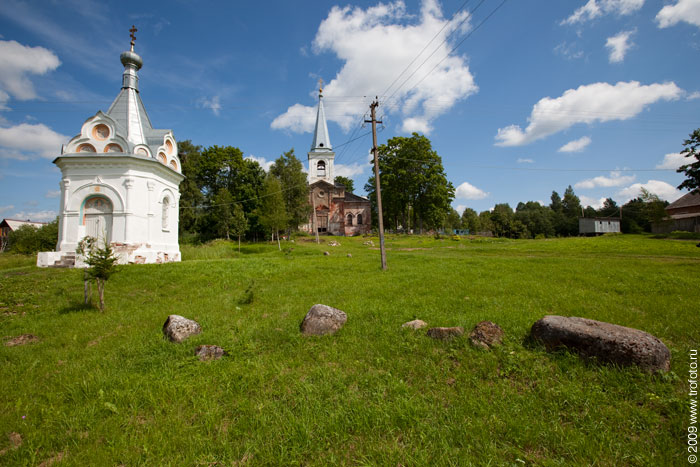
[129,25,137,51]
[318,78,323,96]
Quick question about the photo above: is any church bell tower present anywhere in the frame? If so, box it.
[308,81,334,184]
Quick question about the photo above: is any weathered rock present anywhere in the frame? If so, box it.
[402,319,428,330]
[323,251,330,256]
[162,315,202,343]
[300,304,347,336]
[195,345,226,361]
[328,241,340,247]
[469,321,504,349]
[347,253,352,258]
[5,334,39,347]
[530,315,671,372]
[426,327,464,340]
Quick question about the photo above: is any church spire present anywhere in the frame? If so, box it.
[120,25,142,91]
[310,79,332,152]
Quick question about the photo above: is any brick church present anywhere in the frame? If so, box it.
[301,86,371,236]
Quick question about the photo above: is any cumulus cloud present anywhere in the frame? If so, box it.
[335,162,367,178]
[0,204,14,214]
[455,181,488,200]
[517,158,534,163]
[495,81,682,147]
[45,190,60,198]
[196,96,221,116]
[688,91,700,100]
[245,155,274,172]
[616,180,684,202]
[271,103,316,133]
[606,29,635,63]
[558,136,592,153]
[561,0,644,25]
[272,0,478,135]
[656,0,700,29]
[575,170,636,189]
[655,152,687,170]
[0,123,68,159]
[9,210,57,221]
[0,40,60,107]
[579,195,607,209]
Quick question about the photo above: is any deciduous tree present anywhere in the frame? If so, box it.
[677,128,700,194]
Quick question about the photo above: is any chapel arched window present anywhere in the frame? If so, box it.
[317,160,326,177]
[347,213,353,225]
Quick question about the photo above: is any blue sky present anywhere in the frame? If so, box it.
[1,0,699,222]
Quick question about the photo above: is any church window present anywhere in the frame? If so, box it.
[317,160,326,177]
[104,143,123,153]
[162,197,170,230]
[92,124,110,140]
[169,160,178,171]
[318,190,325,198]
[357,213,363,225]
[319,143,324,148]
[77,143,96,153]
[346,213,353,225]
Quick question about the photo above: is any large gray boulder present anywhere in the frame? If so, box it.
[163,315,202,343]
[531,315,670,372]
[300,304,347,336]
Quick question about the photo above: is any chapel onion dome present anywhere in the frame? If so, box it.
[120,50,143,71]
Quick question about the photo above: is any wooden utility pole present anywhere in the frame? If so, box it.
[366,99,387,270]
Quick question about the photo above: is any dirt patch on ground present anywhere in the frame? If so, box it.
[4,334,39,347]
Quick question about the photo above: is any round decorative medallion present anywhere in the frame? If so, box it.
[104,143,123,153]
[77,143,96,153]
[92,124,110,140]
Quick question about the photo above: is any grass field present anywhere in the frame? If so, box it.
[0,234,698,465]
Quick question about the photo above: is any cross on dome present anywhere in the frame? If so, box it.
[129,25,137,52]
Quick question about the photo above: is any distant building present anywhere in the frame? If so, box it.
[37,29,183,267]
[653,191,700,233]
[1,219,48,252]
[301,85,371,236]
[579,217,621,235]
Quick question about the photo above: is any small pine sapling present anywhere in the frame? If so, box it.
[76,236,97,305]
[84,239,120,312]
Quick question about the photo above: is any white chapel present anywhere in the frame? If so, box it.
[38,28,184,267]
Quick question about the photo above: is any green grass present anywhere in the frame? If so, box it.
[0,235,697,465]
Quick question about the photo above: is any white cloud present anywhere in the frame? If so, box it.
[656,0,700,29]
[554,42,584,60]
[575,170,636,189]
[655,152,687,170]
[517,158,534,163]
[196,95,221,116]
[455,204,467,214]
[0,204,14,214]
[245,155,274,172]
[0,123,68,159]
[561,0,644,25]
[495,81,682,147]
[558,136,592,153]
[45,190,60,198]
[688,91,700,100]
[579,195,607,209]
[9,210,57,221]
[616,180,684,202]
[335,162,367,178]
[606,29,635,63]
[270,103,316,133]
[401,117,432,134]
[272,0,478,135]
[0,40,60,104]
[455,181,488,200]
